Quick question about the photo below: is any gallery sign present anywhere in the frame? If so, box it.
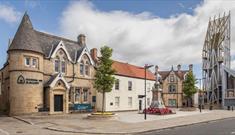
[17,75,42,84]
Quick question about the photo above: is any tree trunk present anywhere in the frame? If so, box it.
[188,97,192,107]
[187,97,190,107]
[102,91,105,113]
[190,97,193,107]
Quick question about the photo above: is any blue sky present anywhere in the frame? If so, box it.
[0,0,231,81]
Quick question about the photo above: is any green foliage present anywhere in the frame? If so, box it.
[183,71,197,98]
[94,46,116,93]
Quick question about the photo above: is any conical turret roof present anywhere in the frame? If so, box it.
[8,12,43,54]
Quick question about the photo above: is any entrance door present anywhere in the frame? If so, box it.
[139,100,142,110]
[54,95,63,112]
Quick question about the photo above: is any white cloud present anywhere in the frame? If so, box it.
[0,4,21,23]
[59,0,235,70]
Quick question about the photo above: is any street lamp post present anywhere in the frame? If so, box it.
[144,64,153,120]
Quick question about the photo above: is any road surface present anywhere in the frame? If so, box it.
[141,117,235,135]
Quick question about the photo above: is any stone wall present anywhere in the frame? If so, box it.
[8,51,44,115]
[162,71,184,107]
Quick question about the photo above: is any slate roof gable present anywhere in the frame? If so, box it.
[158,70,188,80]
[8,13,86,63]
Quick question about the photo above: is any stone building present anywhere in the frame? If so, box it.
[155,64,193,108]
[0,13,98,115]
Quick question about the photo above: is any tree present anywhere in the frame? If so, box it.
[94,46,116,113]
[183,71,197,107]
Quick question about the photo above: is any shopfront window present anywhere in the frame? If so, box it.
[75,88,80,103]
[83,89,88,102]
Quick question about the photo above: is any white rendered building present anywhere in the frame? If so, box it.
[96,61,155,112]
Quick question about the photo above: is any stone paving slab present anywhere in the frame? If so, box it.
[14,110,235,134]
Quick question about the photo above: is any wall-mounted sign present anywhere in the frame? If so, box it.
[17,75,25,84]
[17,75,42,85]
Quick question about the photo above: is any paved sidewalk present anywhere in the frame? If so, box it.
[15,110,235,134]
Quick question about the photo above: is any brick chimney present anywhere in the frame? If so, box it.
[77,34,86,46]
[189,64,193,71]
[177,64,181,73]
[90,48,98,62]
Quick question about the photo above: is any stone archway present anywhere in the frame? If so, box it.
[44,73,70,114]
[49,80,69,114]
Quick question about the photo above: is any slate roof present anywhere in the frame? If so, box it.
[9,13,43,54]
[44,74,58,87]
[158,70,188,80]
[112,60,155,81]
[8,13,84,62]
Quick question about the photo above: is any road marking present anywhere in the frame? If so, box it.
[231,131,235,134]
[0,129,9,135]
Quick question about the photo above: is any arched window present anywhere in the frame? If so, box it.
[61,57,66,73]
[54,50,67,74]
[54,57,60,73]
[170,75,174,82]
[168,85,176,93]
[80,60,84,75]
[85,61,90,76]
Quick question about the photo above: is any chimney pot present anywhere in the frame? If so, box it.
[177,64,181,72]
[189,64,193,71]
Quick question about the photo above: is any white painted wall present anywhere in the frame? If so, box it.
[96,75,154,112]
